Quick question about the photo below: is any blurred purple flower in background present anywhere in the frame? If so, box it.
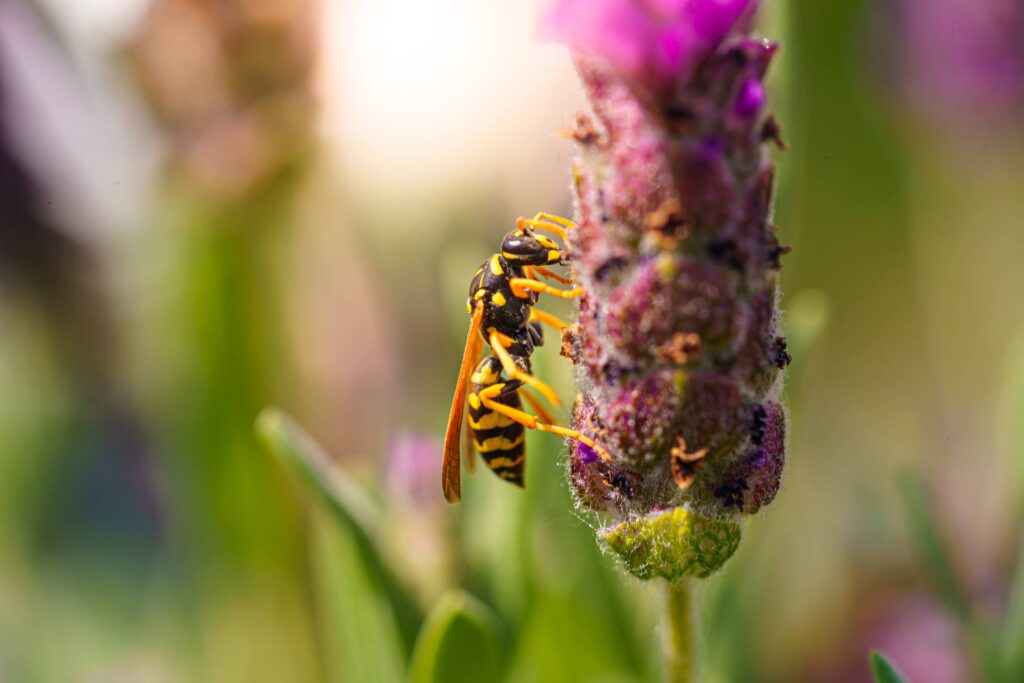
[547,0,786,579]
[891,0,1024,125]
[386,431,445,513]
[384,431,452,600]
[822,591,969,683]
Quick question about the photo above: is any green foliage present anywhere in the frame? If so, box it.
[897,471,1013,682]
[313,514,407,682]
[256,408,423,652]
[897,473,969,621]
[602,507,741,580]
[410,590,502,683]
[1004,545,1024,679]
[256,406,658,682]
[869,651,908,683]
[999,332,1024,681]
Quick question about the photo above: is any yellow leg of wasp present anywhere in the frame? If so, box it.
[516,216,568,241]
[531,212,575,229]
[516,212,574,239]
[489,330,561,407]
[478,385,612,462]
[524,265,573,285]
[509,278,583,300]
[519,386,556,426]
[488,328,516,349]
[527,212,576,238]
[529,307,570,333]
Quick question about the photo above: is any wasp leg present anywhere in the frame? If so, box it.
[531,212,575,229]
[519,386,556,426]
[478,386,612,462]
[487,328,516,348]
[509,278,583,300]
[526,212,576,238]
[488,330,561,407]
[527,320,544,348]
[529,266,574,284]
[516,216,568,241]
[529,307,569,333]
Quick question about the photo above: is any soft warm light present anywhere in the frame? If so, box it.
[320,0,583,211]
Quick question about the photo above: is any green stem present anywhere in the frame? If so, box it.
[666,579,696,683]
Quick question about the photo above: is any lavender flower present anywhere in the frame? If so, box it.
[891,0,1024,126]
[385,431,444,513]
[546,0,787,580]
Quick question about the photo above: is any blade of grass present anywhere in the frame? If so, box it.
[898,473,1006,681]
[869,651,908,683]
[255,408,423,652]
[313,512,406,682]
[898,472,970,622]
[1003,551,1024,674]
[409,590,502,683]
[999,331,1024,680]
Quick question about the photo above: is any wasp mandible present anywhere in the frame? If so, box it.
[442,213,611,503]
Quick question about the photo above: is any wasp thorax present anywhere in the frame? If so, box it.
[500,229,562,266]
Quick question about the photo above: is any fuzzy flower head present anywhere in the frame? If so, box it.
[546,0,786,580]
[541,0,757,87]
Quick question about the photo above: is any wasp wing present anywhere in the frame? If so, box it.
[442,304,484,503]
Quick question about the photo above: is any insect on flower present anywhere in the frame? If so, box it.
[441,213,612,503]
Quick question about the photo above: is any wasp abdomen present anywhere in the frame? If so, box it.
[468,357,526,487]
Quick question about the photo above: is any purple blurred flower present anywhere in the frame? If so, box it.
[893,0,1024,124]
[385,431,444,511]
[822,593,969,683]
[866,598,967,683]
[541,0,757,86]
[548,0,787,576]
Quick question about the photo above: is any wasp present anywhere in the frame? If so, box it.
[442,213,611,503]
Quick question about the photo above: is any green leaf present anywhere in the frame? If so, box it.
[1004,525,1024,677]
[998,331,1024,680]
[869,651,908,683]
[255,408,423,652]
[410,590,502,683]
[313,512,406,683]
[897,472,970,621]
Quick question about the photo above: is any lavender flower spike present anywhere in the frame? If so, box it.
[545,0,788,580]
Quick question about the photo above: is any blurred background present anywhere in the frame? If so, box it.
[1,0,1022,681]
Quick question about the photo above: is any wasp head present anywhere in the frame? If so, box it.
[500,227,563,266]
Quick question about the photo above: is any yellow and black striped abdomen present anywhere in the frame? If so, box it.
[468,357,526,487]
